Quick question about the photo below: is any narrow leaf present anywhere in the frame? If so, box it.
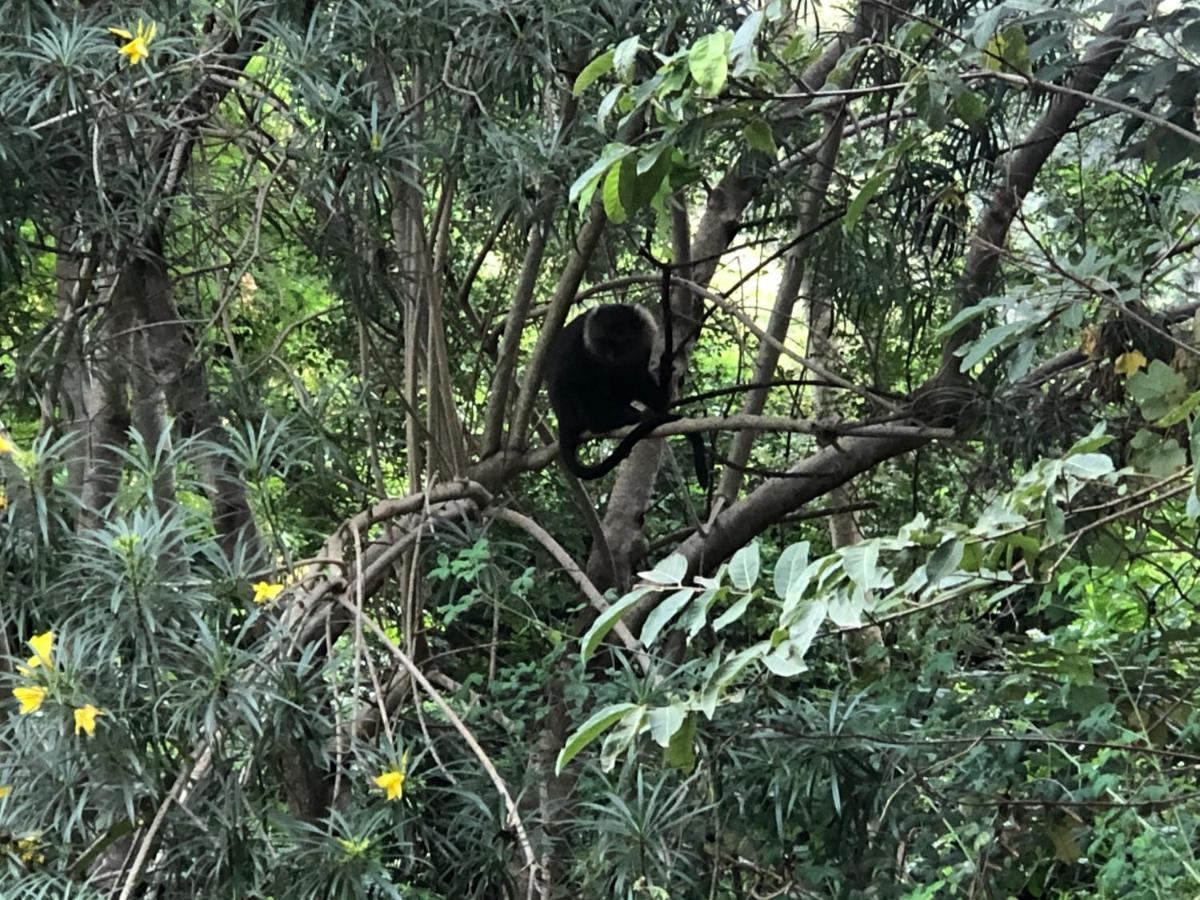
[843,168,888,232]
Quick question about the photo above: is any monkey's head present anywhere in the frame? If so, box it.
[583,303,657,370]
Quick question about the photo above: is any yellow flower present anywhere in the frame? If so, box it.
[0,786,10,799]
[15,836,43,865]
[373,750,410,802]
[252,581,285,605]
[1114,349,1148,377]
[0,435,12,453]
[108,19,156,66]
[74,704,103,737]
[0,492,7,510]
[27,631,54,670]
[13,686,46,715]
[336,836,370,856]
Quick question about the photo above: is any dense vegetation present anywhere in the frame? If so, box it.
[1,0,1199,896]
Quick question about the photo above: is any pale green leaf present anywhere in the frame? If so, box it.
[556,702,642,774]
[640,588,696,647]
[639,552,688,585]
[713,593,754,632]
[688,31,730,97]
[648,704,685,747]
[579,587,649,663]
[728,541,760,590]
[613,37,639,82]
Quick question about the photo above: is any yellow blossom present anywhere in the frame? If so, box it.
[108,19,156,66]
[1114,349,1148,377]
[15,836,43,865]
[0,435,11,454]
[337,836,370,856]
[13,686,46,715]
[27,631,54,669]
[0,492,7,510]
[373,750,410,802]
[74,704,103,737]
[0,786,10,799]
[252,581,285,605]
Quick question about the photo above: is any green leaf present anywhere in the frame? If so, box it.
[743,119,777,156]
[1067,424,1112,456]
[574,50,615,96]
[983,24,1032,76]
[568,142,635,213]
[630,147,672,212]
[959,321,1026,372]
[602,158,634,224]
[1045,499,1066,542]
[688,31,730,97]
[827,589,864,628]
[713,593,754,631]
[1155,388,1200,428]
[663,714,696,772]
[1131,435,1185,478]
[730,10,764,76]
[728,541,760,590]
[613,37,639,82]
[579,587,649,663]
[556,702,642,773]
[841,542,881,590]
[785,599,826,657]
[954,90,987,125]
[936,302,991,339]
[648,704,685,747]
[926,537,963,585]
[1061,453,1114,481]
[843,168,888,232]
[680,587,720,639]
[762,638,809,676]
[702,642,768,706]
[639,552,688,585]
[773,541,810,605]
[640,588,696,647]
[596,85,623,132]
[1127,360,1189,421]
[636,142,670,176]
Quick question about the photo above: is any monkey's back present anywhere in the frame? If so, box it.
[546,311,657,433]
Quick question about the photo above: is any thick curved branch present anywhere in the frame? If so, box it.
[941,3,1146,368]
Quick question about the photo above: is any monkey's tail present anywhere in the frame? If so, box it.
[687,432,709,489]
[564,414,708,487]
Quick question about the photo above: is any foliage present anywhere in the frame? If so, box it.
[1,0,1200,897]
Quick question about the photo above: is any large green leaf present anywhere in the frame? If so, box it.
[728,541,760,591]
[688,31,730,96]
[579,586,650,663]
[640,587,696,647]
[556,703,642,774]
[573,49,614,96]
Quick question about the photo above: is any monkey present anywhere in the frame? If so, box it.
[545,302,709,487]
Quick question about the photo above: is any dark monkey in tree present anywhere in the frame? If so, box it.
[545,302,708,487]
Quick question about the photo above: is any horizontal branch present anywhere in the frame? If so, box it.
[581,414,955,443]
